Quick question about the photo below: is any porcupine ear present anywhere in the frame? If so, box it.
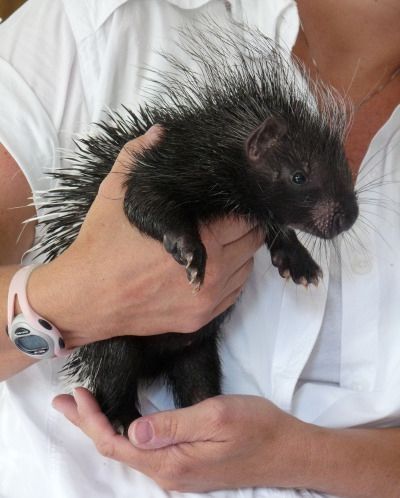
[246,116,287,164]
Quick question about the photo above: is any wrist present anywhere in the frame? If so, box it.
[269,416,325,489]
[26,255,88,349]
[307,426,400,498]
[0,265,39,379]
[287,421,332,490]
[7,264,74,358]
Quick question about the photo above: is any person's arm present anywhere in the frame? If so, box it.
[54,389,400,498]
[0,145,39,378]
[0,131,264,381]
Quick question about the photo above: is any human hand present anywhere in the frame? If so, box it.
[53,388,315,493]
[27,127,265,347]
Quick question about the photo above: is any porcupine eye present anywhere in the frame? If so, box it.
[291,171,307,185]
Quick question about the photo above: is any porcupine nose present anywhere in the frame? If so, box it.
[331,211,347,237]
[331,201,359,237]
[313,195,359,238]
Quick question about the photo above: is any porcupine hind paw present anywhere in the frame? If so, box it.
[163,232,207,290]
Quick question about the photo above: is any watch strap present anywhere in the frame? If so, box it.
[7,264,73,357]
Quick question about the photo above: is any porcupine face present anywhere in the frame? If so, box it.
[246,115,359,239]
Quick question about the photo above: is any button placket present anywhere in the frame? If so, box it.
[270,255,329,410]
[340,167,381,392]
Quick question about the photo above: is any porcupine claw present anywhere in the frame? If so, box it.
[310,268,323,287]
[163,232,206,290]
[270,244,322,287]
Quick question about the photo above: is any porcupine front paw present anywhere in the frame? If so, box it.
[163,232,207,290]
[266,227,322,286]
[270,242,322,286]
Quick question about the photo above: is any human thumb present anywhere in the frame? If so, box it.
[98,124,163,199]
[114,124,163,172]
[128,402,210,449]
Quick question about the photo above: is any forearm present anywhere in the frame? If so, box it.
[0,145,39,379]
[298,423,400,497]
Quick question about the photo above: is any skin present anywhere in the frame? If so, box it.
[0,127,263,376]
[2,0,400,496]
[0,146,38,378]
[54,388,400,497]
[293,0,400,177]
[26,128,263,348]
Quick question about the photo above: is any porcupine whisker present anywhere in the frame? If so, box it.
[356,138,400,185]
[357,181,399,198]
[358,194,399,206]
[297,226,324,266]
[297,230,313,251]
[357,175,400,197]
[357,171,400,198]
[358,206,399,226]
[308,236,317,261]
[357,215,396,256]
[329,235,340,258]
[267,226,286,250]
[354,214,387,250]
[343,58,362,103]
[315,237,326,265]
[340,231,364,268]
[358,197,400,217]
[340,231,352,256]
[357,158,400,189]
[323,238,331,270]
[15,219,31,246]
[340,234,362,279]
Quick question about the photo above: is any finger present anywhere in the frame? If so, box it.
[220,257,253,296]
[202,217,255,246]
[99,125,163,199]
[128,399,221,450]
[211,285,243,318]
[52,394,80,426]
[112,125,163,174]
[53,389,116,439]
[61,388,135,459]
[72,388,124,441]
[222,225,265,270]
[54,388,168,476]
[208,261,254,324]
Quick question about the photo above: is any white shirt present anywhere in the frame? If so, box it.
[1,1,400,498]
[299,249,342,386]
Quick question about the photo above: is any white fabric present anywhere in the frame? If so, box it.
[1,1,400,497]
[299,249,342,386]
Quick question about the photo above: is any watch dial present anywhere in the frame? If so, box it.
[15,335,49,355]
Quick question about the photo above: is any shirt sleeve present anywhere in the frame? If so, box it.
[0,0,85,194]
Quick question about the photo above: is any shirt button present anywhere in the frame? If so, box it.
[350,379,367,391]
[351,258,373,274]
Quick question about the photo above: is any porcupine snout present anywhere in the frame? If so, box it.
[312,195,358,239]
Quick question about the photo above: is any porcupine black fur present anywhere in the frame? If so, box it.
[33,20,359,431]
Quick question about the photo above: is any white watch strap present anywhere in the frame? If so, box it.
[7,264,73,357]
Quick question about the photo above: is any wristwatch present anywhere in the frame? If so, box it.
[7,264,73,359]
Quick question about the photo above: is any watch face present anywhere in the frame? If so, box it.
[14,334,49,355]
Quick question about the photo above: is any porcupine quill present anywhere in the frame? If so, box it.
[31,19,358,432]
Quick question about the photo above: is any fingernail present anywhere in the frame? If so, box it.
[131,420,154,445]
[51,400,63,414]
[72,388,82,408]
[145,124,162,140]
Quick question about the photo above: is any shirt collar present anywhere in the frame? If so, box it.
[165,0,213,9]
[84,0,129,30]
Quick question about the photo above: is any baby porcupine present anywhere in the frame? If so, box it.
[33,20,358,431]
